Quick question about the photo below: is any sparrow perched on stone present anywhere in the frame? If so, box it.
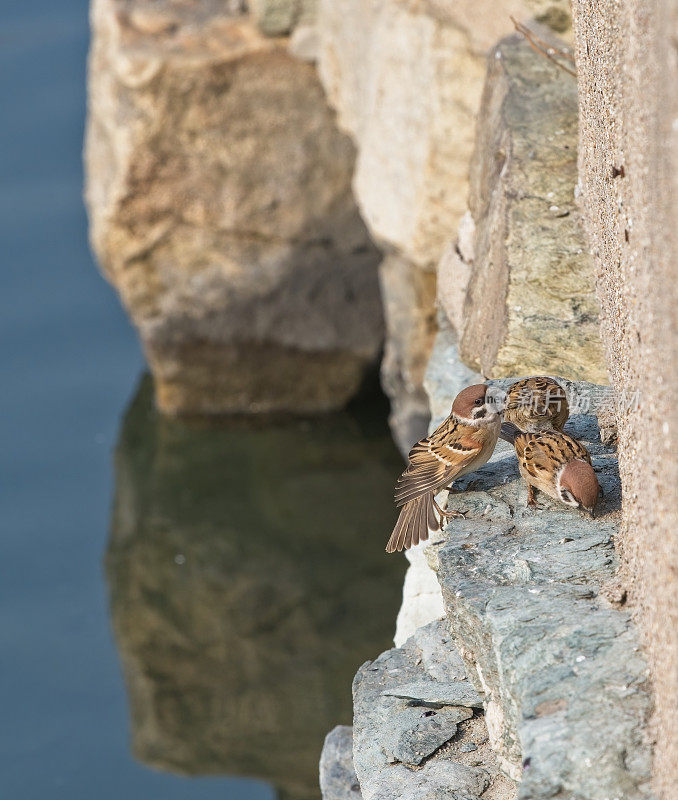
[502,376,569,438]
[386,384,505,553]
[511,429,600,516]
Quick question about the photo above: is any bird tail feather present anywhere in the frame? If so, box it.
[385,493,440,553]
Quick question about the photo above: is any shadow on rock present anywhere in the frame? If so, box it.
[105,377,406,800]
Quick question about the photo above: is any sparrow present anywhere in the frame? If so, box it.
[510,429,600,516]
[501,376,569,440]
[386,384,505,553]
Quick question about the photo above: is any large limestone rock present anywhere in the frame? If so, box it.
[571,2,678,795]
[85,0,382,415]
[107,379,405,799]
[456,31,607,383]
[317,0,538,269]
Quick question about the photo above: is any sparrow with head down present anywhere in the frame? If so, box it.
[512,429,600,517]
[386,384,505,553]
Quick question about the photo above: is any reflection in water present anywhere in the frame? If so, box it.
[105,378,405,800]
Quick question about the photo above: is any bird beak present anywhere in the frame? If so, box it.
[500,422,521,445]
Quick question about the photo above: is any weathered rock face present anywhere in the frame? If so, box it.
[571,1,678,795]
[319,726,362,800]
[317,0,535,270]
[106,378,405,799]
[427,414,654,799]
[352,620,517,800]
[454,31,607,384]
[85,0,383,415]
[436,211,476,338]
[384,328,654,800]
[395,322,613,648]
[378,256,437,454]
[316,2,574,443]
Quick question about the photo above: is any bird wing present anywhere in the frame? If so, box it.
[516,433,554,481]
[394,417,483,507]
[517,430,591,481]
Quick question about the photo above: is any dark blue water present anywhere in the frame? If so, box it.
[0,4,404,799]
[0,3,271,798]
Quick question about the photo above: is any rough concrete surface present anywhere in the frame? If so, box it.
[571,2,678,796]
[458,31,607,384]
[85,0,382,415]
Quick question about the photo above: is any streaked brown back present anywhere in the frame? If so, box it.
[504,377,569,432]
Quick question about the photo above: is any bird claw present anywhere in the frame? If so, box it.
[433,499,465,523]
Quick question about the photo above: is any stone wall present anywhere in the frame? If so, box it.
[571,2,678,795]
[321,329,655,800]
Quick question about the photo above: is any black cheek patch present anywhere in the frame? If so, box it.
[475,408,487,419]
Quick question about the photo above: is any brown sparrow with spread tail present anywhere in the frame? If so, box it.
[509,428,600,517]
[502,376,569,437]
[386,384,505,553]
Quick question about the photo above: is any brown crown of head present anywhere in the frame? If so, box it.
[451,384,488,419]
[560,459,600,511]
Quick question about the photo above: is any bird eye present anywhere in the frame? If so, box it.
[474,398,484,406]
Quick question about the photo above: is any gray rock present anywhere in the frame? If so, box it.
[320,726,362,800]
[425,371,654,797]
[384,705,473,767]
[423,319,483,428]
[352,620,515,800]
[458,30,607,384]
[382,682,483,709]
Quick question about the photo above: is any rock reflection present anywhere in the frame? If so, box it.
[105,377,405,800]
